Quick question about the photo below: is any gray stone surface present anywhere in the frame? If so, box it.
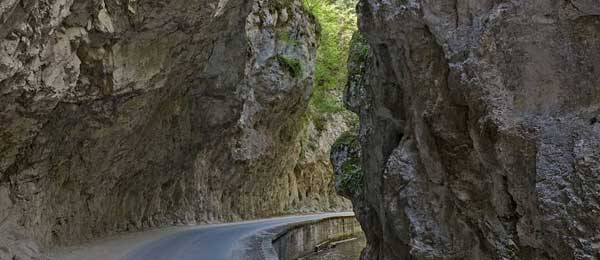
[0,0,349,259]
[346,0,600,259]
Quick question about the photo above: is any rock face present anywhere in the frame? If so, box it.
[346,0,600,259]
[331,129,362,201]
[0,0,348,258]
[295,114,352,212]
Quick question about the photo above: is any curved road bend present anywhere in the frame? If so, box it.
[49,212,353,260]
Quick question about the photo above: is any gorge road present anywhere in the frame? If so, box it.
[49,212,353,260]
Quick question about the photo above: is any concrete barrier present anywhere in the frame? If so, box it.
[270,215,362,260]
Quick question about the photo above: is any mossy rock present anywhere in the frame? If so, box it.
[331,130,363,197]
[339,156,363,195]
[277,31,302,47]
[333,131,360,150]
[269,0,294,11]
[277,55,303,78]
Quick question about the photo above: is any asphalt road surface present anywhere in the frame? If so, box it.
[50,212,353,260]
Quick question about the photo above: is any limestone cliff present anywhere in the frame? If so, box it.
[294,114,352,213]
[0,0,348,258]
[340,0,600,259]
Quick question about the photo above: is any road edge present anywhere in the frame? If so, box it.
[254,213,361,260]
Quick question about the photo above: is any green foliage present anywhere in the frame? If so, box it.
[340,157,363,194]
[334,131,359,148]
[310,92,345,114]
[302,0,358,116]
[277,55,303,78]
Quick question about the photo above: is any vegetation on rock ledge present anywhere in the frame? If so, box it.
[277,55,303,78]
[302,0,358,125]
[340,157,363,195]
[333,130,360,149]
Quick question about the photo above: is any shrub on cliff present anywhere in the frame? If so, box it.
[302,0,357,115]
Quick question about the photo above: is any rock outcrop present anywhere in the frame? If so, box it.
[294,114,352,212]
[0,0,348,258]
[344,0,600,259]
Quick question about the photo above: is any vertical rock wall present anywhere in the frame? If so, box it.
[0,0,348,258]
[346,0,600,259]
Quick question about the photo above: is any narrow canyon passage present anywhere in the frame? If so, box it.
[2,0,600,259]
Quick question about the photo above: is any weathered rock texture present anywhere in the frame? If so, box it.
[346,0,600,259]
[0,0,348,258]
[295,114,352,212]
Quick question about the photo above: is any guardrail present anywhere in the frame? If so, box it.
[262,214,362,260]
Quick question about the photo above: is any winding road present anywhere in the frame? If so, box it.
[49,212,352,260]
